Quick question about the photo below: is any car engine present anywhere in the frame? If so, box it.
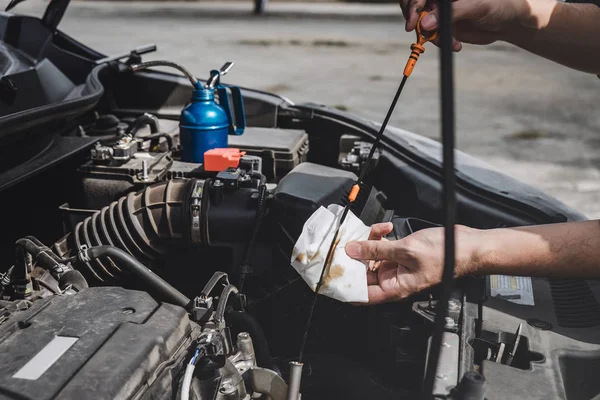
[0,109,423,399]
[2,7,599,399]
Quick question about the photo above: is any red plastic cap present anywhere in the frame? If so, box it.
[204,148,246,172]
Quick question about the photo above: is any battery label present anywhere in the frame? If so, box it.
[490,275,535,306]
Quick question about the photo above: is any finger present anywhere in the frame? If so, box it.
[345,239,399,261]
[367,285,387,304]
[405,0,428,32]
[431,36,463,52]
[399,0,409,18]
[368,222,394,240]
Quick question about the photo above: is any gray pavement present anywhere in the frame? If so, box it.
[6,0,600,218]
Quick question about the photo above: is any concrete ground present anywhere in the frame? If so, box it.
[6,1,600,218]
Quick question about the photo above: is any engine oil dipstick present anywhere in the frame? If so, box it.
[295,11,438,373]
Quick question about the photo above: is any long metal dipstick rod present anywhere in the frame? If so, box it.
[297,75,408,363]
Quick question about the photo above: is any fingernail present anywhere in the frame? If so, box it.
[421,12,436,30]
[346,242,361,258]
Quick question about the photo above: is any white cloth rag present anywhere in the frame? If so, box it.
[290,204,371,303]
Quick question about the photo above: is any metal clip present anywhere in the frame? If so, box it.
[190,180,204,245]
[78,245,91,264]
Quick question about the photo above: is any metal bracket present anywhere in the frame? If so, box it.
[248,367,288,400]
[426,332,460,397]
[190,180,204,245]
[413,296,462,334]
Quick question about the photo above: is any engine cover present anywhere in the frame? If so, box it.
[0,287,197,400]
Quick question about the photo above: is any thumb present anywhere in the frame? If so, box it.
[345,239,398,261]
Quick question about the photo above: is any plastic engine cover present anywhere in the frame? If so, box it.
[0,287,196,400]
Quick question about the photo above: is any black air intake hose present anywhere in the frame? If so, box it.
[70,179,196,282]
[68,178,264,282]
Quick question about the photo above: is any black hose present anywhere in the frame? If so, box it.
[16,238,65,271]
[24,236,64,264]
[143,132,173,150]
[251,171,267,186]
[239,183,268,291]
[200,271,229,298]
[422,1,457,398]
[215,284,239,324]
[57,269,89,292]
[13,246,31,299]
[79,245,191,309]
[16,237,88,292]
[226,310,274,369]
[127,113,159,136]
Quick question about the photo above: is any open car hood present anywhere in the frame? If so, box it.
[0,4,585,223]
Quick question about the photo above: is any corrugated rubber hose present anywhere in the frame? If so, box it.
[70,179,195,282]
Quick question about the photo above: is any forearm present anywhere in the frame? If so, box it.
[473,220,600,278]
[506,1,600,74]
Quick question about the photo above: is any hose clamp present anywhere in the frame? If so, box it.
[78,245,91,264]
[190,180,204,245]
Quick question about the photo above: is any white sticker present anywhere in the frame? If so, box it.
[13,336,79,380]
[490,275,535,306]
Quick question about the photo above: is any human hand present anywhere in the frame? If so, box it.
[345,223,482,304]
[399,0,547,51]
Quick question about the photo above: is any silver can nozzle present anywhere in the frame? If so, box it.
[206,62,235,88]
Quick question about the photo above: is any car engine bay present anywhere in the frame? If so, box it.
[1,6,600,400]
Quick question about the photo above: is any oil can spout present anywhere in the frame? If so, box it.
[130,60,198,87]
[205,62,235,89]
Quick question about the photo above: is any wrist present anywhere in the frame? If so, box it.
[465,228,498,276]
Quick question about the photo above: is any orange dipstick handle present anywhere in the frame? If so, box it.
[403,11,439,77]
[348,184,360,202]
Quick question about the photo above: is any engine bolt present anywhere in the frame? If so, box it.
[141,160,149,181]
[444,317,455,329]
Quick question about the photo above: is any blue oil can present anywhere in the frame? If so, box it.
[181,64,246,163]
[130,61,246,164]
